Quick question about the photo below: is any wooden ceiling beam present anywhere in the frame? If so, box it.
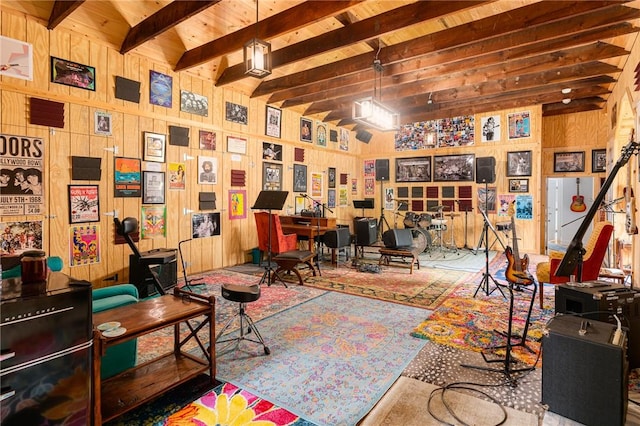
[215,0,490,86]
[543,97,608,116]
[47,0,85,30]
[120,1,221,54]
[175,0,363,71]
[256,2,636,99]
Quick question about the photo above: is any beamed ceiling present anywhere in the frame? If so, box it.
[6,0,640,129]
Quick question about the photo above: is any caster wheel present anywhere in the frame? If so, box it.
[264,347,271,355]
[247,327,252,334]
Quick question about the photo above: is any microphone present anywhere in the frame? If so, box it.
[301,193,309,198]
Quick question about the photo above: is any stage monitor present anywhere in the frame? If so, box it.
[353,199,374,209]
[382,229,413,249]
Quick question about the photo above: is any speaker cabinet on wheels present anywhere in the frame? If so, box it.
[542,315,628,426]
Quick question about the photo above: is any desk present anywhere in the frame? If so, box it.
[93,287,216,424]
[281,224,334,252]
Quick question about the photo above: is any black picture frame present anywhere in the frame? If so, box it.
[293,164,307,192]
[263,162,283,191]
[225,101,248,125]
[395,156,431,182]
[68,184,100,223]
[509,178,529,193]
[433,154,475,182]
[554,151,585,173]
[142,171,165,204]
[262,142,282,161]
[265,105,281,138]
[328,167,336,188]
[506,150,532,177]
[143,132,166,163]
[300,118,312,142]
[592,149,607,173]
[50,56,95,91]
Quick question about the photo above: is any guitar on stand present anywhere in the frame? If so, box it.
[504,201,532,285]
[570,178,587,212]
[625,131,638,235]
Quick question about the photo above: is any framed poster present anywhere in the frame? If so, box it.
[293,164,307,193]
[316,122,327,146]
[265,105,281,138]
[592,149,607,173]
[295,196,305,214]
[509,179,529,193]
[142,171,165,204]
[149,70,172,107]
[141,205,166,238]
[143,132,166,163]
[395,156,431,182]
[114,157,141,197]
[554,151,585,173]
[506,151,532,177]
[94,111,112,136]
[198,156,218,184]
[433,154,475,182]
[263,142,282,161]
[199,130,216,150]
[0,36,33,81]
[68,185,100,223]
[229,189,247,220]
[51,56,95,90]
[300,118,312,142]
[227,135,247,154]
[226,101,248,124]
[328,167,336,188]
[167,162,186,190]
[263,162,283,190]
[507,111,530,139]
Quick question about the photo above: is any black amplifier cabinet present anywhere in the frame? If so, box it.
[129,248,177,298]
[542,314,628,426]
[555,282,640,368]
[353,217,377,246]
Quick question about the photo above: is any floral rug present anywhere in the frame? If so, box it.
[164,382,317,425]
[215,291,428,426]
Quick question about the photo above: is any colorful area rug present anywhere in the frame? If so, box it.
[164,382,317,425]
[418,249,498,273]
[215,291,428,426]
[303,265,468,310]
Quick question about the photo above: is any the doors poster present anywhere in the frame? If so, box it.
[0,134,44,215]
[0,220,43,255]
[70,225,100,266]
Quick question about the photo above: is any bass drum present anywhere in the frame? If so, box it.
[403,212,417,228]
[411,228,432,253]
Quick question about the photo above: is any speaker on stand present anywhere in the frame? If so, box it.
[476,157,496,184]
[375,159,389,181]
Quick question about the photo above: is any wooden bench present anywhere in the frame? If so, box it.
[273,250,318,286]
[378,247,420,274]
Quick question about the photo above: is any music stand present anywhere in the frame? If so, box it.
[252,190,289,286]
[353,199,374,217]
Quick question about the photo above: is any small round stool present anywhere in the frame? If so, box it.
[216,283,270,355]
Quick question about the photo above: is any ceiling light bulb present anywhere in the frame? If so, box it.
[562,98,571,104]
[561,88,572,94]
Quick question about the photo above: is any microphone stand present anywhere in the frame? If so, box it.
[302,194,330,276]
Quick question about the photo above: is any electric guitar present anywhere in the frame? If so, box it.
[504,201,532,285]
[625,130,638,235]
[570,178,586,212]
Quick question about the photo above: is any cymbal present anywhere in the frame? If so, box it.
[429,205,451,211]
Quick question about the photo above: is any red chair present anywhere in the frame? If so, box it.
[254,212,297,259]
[536,221,613,308]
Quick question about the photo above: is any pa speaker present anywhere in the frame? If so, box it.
[324,228,351,249]
[476,157,496,183]
[375,159,389,181]
[356,130,373,143]
[354,218,377,246]
[382,229,413,249]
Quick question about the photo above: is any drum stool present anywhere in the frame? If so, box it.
[216,283,270,355]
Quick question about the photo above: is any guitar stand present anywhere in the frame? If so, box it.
[178,239,205,292]
[474,205,505,298]
[495,279,538,354]
[462,280,537,385]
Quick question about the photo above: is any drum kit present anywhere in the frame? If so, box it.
[402,205,460,254]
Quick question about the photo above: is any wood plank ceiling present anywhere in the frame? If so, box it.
[7,0,640,129]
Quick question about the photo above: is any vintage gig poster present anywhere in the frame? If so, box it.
[70,224,100,266]
[0,134,45,215]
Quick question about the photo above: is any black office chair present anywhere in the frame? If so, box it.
[216,283,270,355]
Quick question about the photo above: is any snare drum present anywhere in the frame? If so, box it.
[418,213,432,228]
[430,218,448,231]
[403,212,417,228]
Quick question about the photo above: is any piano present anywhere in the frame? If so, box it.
[279,215,337,252]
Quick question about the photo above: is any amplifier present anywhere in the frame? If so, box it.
[555,282,640,367]
[542,314,628,425]
[353,217,377,246]
[129,252,177,298]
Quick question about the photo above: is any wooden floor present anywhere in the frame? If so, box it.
[542,391,639,425]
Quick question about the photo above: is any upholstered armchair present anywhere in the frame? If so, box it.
[536,221,613,308]
[254,212,298,259]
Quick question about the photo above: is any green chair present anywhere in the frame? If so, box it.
[93,284,139,379]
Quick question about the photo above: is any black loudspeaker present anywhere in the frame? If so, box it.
[382,229,413,249]
[476,157,496,183]
[542,315,628,425]
[354,218,377,246]
[356,130,373,143]
[375,159,389,181]
[324,227,351,249]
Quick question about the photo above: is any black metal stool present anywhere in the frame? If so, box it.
[216,283,270,355]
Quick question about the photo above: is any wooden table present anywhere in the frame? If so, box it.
[280,224,334,253]
[93,287,216,424]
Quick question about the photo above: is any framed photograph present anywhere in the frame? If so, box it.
[265,105,281,138]
[506,150,532,177]
[592,149,607,173]
[225,101,248,125]
[300,118,312,142]
[1,36,33,81]
[293,164,307,192]
[192,212,220,238]
[263,142,282,161]
[68,185,100,223]
[263,162,283,191]
[149,70,172,107]
[480,115,500,142]
[199,130,216,150]
[227,135,247,154]
[198,156,217,184]
[316,122,327,146]
[433,154,475,182]
[142,171,165,204]
[180,90,208,117]
[554,151,585,173]
[143,132,166,163]
[507,111,531,139]
[51,56,95,91]
[396,156,431,182]
[328,167,336,188]
[95,111,112,136]
[509,179,529,193]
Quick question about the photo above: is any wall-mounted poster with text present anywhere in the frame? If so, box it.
[0,134,44,215]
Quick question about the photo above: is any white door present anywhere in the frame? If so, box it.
[545,177,594,253]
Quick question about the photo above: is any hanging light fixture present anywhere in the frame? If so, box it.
[353,56,399,131]
[244,0,271,78]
